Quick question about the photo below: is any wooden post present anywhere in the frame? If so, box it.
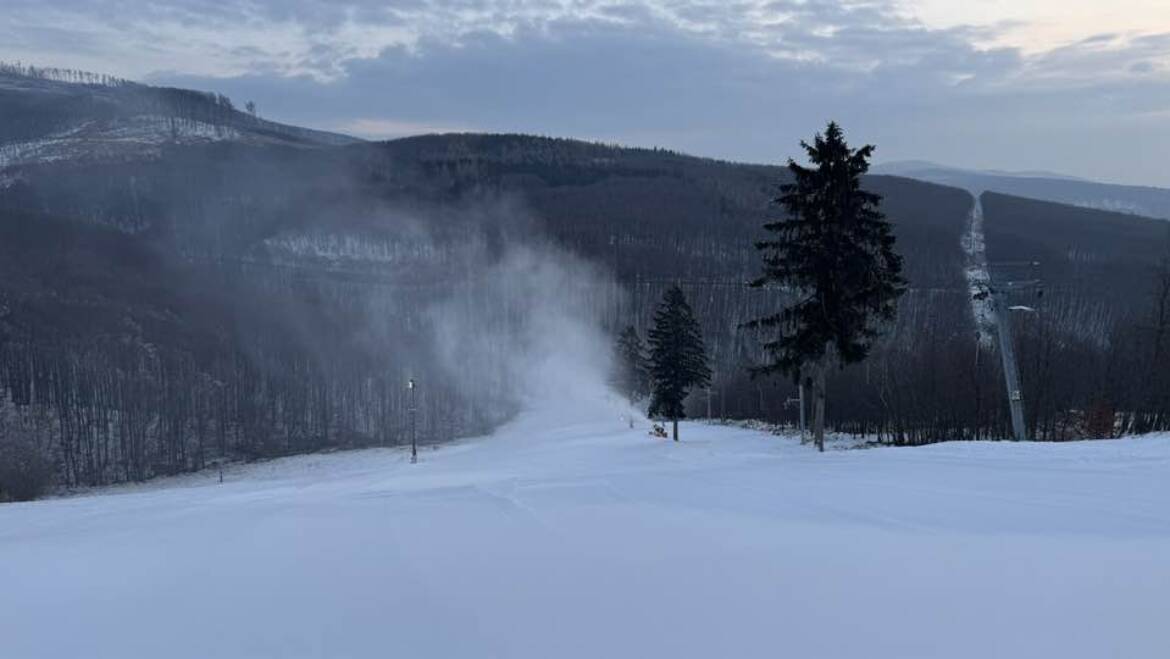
[408,378,417,464]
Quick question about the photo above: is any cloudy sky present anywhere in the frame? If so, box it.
[4,1,1170,185]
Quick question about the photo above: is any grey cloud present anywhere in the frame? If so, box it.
[9,1,1167,89]
[151,15,1169,186]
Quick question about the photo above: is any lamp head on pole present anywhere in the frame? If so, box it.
[407,378,415,390]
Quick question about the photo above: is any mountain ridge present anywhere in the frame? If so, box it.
[875,160,1170,220]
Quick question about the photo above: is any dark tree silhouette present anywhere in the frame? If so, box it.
[648,286,711,441]
[745,122,905,451]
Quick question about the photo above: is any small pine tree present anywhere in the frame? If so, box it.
[745,122,905,451]
[648,286,711,441]
[611,326,650,427]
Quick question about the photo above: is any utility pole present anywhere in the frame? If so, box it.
[973,331,983,440]
[978,269,1041,442]
[408,378,417,464]
[990,291,1027,441]
[799,383,806,442]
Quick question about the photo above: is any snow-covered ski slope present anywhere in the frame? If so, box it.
[2,396,1169,659]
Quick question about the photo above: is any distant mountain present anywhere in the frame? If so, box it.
[0,63,359,178]
[876,160,1086,182]
[875,160,1170,220]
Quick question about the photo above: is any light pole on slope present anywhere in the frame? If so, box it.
[408,378,417,464]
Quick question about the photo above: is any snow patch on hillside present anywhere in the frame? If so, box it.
[0,116,245,170]
[107,115,244,143]
[1074,198,1151,216]
[262,231,434,267]
[0,135,79,168]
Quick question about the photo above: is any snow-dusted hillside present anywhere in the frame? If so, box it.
[0,116,246,169]
[1,395,1168,659]
[0,68,358,177]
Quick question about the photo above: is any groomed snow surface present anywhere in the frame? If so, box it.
[2,396,1169,659]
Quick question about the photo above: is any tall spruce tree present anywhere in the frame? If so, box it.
[648,286,711,441]
[745,122,905,452]
[611,326,650,427]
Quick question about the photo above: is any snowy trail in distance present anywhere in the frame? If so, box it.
[962,194,995,345]
[2,396,1169,659]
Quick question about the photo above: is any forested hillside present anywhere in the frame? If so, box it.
[0,127,985,490]
[982,192,1170,437]
[2,71,1168,496]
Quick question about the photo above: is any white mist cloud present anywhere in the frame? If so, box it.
[423,212,618,422]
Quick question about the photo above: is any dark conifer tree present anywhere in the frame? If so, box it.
[648,286,711,441]
[745,122,905,451]
[611,326,650,427]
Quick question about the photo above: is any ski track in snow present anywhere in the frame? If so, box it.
[2,397,1169,659]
